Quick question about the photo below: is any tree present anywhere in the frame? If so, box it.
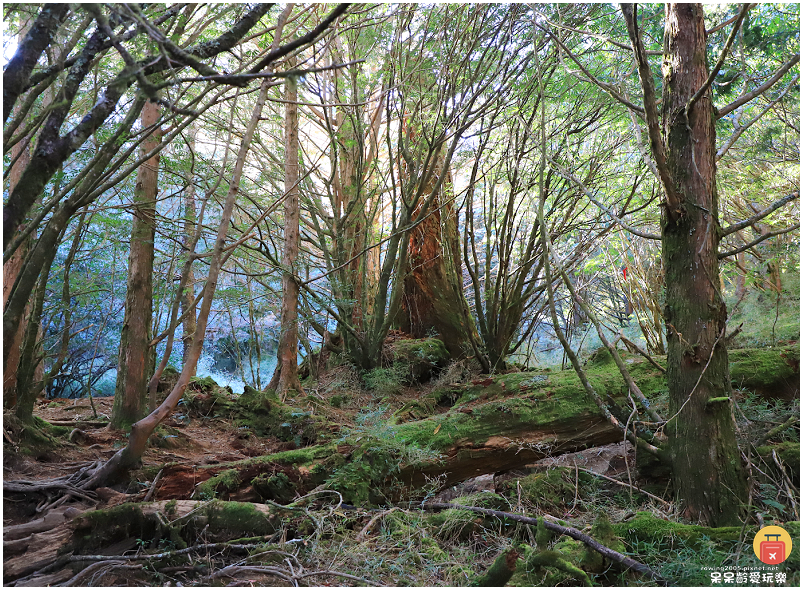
[620,2,747,525]
[111,100,161,429]
[269,51,305,398]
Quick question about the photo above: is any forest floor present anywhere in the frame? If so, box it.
[3,343,800,587]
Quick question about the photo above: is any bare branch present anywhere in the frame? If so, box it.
[719,190,800,237]
[621,4,681,218]
[719,220,800,259]
[717,53,800,118]
[549,157,662,240]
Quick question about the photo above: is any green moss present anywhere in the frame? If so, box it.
[388,337,451,383]
[164,499,178,517]
[472,546,523,587]
[197,469,241,499]
[252,472,296,503]
[757,441,800,474]
[612,511,742,550]
[729,343,800,393]
[71,503,186,553]
[204,500,277,538]
[527,550,593,586]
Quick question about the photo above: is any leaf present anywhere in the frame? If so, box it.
[433,424,441,435]
[762,499,786,513]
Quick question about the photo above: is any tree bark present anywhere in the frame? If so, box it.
[181,128,198,370]
[625,3,747,525]
[399,138,477,359]
[269,54,304,398]
[111,101,161,430]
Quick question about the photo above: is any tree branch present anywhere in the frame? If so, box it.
[719,190,800,237]
[686,3,751,115]
[717,53,800,118]
[719,220,800,259]
[621,4,681,218]
[3,3,70,124]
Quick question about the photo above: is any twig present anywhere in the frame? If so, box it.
[618,333,666,373]
[61,560,143,586]
[355,507,400,542]
[754,415,799,447]
[772,450,799,520]
[577,467,670,506]
[143,468,164,502]
[420,502,667,584]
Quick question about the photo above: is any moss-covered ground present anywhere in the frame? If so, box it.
[5,340,800,586]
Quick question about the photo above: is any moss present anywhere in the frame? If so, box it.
[252,472,295,504]
[189,375,220,391]
[527,550,593,586]
[186,445,336,500]
[71,503,186,554]
[757,441,800,475]
[164,499,178,517]
[612,511,742,550]
[471,546,522,587]
[204,500,277,539]
[587,346,614,366]
[419,536,448,562]
[388,337,451,383]
[729,343,800,395]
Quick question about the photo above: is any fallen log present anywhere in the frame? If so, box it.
[180,343,798,504]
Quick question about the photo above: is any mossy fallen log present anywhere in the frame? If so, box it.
[3,500,313,584]
[159,344,799,504]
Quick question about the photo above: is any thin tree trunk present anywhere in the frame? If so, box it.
[181,128,198,370]
[111,101,161,429]
[83,8,295,487]
[269,53,304,398]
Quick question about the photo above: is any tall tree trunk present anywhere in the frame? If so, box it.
[3,12,37,409]
[3,128,32,409]
[181,128,198,371]
[269,57,304,398]
[399,153,476,359]
[111,101,161,429]
[626,3,747,525]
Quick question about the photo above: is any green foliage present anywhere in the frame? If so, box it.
[323,407,442,505]
[363,365,406,397]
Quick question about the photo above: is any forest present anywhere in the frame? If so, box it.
[3,2,800,587]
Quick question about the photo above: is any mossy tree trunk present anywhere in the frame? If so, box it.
[624,3,746,525]
[399,130,478,359]
[111,101,161,430]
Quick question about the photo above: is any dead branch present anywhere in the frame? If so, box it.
[577,467,670,506]
[618,333,666,373]
[422,502,667,585]
[62,560,143,586]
